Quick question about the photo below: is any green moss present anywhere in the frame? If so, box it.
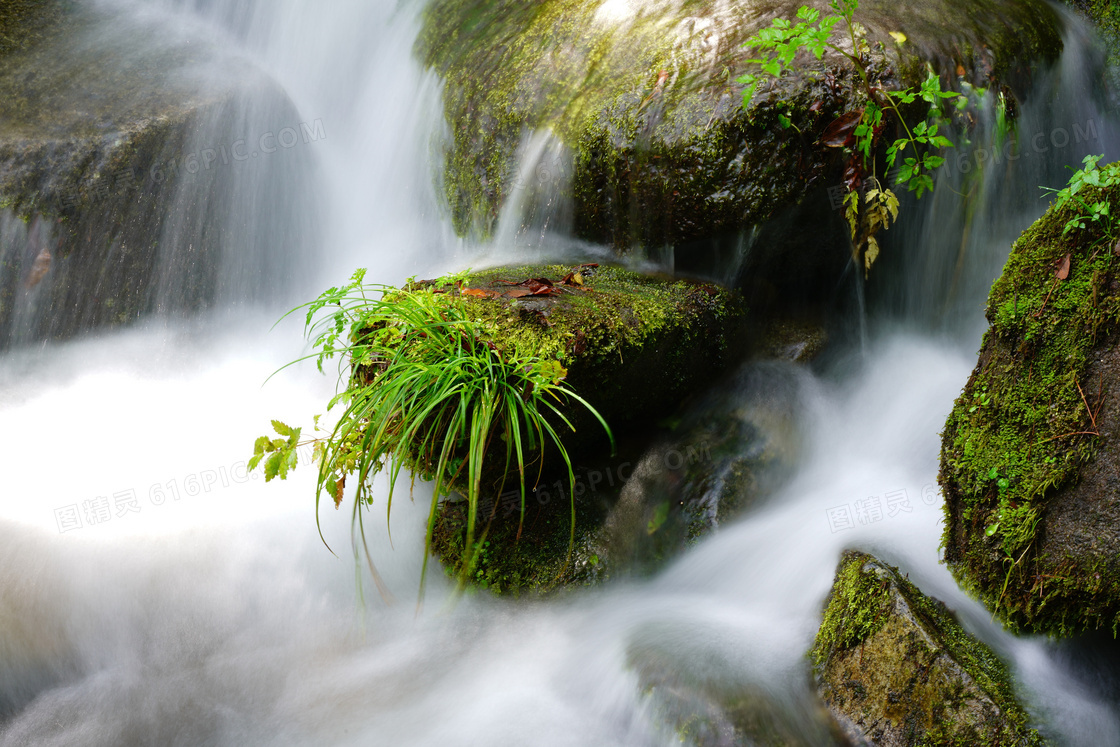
[431,479,607,595]
[811,551,894,666]
[449,263,747,430]
[939,176,1120,635]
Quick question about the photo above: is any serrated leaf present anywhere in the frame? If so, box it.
[864,236,880,276]
[264,451,283,481]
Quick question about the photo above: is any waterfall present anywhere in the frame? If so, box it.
[1,1,1119,745]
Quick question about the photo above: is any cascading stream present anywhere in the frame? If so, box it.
[2,1,1120,744]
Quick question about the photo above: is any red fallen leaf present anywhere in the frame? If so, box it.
[578,263,599,269]
[809,101,822,113]
[819,109,863,148]
[1055,253,1071,280]
[462,287,498,298]
[505,288,533,298]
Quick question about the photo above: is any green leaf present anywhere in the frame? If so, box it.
[264,451,283,482]
[796,6,818,21]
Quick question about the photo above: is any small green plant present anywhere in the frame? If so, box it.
[1044,154,1120,241]
[250,269,612,603]
[737,0,959,275]
[968,384,991,414]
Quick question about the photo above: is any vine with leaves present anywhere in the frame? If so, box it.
[737,0,961,276]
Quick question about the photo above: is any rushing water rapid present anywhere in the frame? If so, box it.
[3,0,1120,744]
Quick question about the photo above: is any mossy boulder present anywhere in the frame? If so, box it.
[812,551,1043,746]
[419,0,1062,272]
[427,262,747,592]
[0,2,314,347]
[938,171,1120,636]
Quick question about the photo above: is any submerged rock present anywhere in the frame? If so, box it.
[0,2,317,347]
[629,632,846,746]
[591,360,808,575]
[938,170,1120,637]
[433,357,812,593]
[812,551,1043,746]
[419,0,1062,282]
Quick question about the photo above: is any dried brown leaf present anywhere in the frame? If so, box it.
[1056,253,1071,280]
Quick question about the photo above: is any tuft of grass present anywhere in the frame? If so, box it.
[252,269,612,604]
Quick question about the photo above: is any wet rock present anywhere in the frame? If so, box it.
[0,2,317,347]
[812,551,1043,746]
[748,316,830,364]
[938,171,1120,636]
[419,0,1062,283]
[593,361,807,576]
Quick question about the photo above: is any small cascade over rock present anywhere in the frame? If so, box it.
[0,0,320,348]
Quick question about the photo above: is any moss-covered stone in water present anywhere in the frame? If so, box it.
[938,173,1120,636]
[419,0,1062,253]
[422,263,747,592]
[813,551,1043,746]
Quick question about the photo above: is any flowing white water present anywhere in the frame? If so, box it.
[2,0,1120,744]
